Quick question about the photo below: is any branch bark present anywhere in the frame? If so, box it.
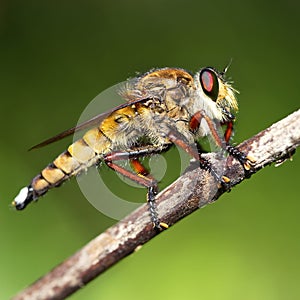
[13,109,300,300]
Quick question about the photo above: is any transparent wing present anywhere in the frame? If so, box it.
[29,97,152,150]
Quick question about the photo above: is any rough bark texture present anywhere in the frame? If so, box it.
[12,109,300,300]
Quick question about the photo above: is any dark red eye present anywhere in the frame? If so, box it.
[199,68,219,101]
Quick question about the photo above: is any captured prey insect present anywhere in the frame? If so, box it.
[12,67,255,229]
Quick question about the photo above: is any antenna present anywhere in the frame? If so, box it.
[221,58,233,76]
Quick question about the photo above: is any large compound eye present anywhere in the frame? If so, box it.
[199,68,219,101]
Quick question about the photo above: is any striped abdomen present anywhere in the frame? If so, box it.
[12,105,142,210]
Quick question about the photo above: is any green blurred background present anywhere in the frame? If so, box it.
[1,1,299,299]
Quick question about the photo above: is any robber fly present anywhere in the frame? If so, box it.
[12,67,255,229]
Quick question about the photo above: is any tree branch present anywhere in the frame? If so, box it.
[13,109,300,300]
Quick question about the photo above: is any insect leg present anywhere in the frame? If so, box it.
[130,157,150,176]
[221,121,255,169]
[130,158,168,229]
[167,131,230,185]
[104,151,168,230]
[223,120,234,143]
[190,111,255,170]
[104,144,170,161]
